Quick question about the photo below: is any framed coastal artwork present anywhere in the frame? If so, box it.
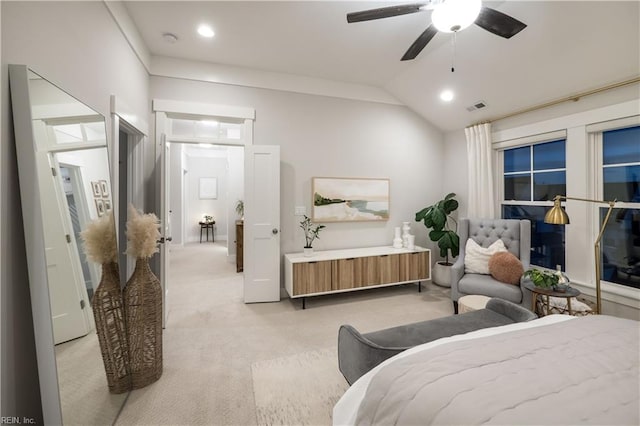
[312,177,390,222]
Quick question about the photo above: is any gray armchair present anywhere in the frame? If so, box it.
[451,218,532,313]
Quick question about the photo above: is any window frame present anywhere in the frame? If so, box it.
[497,135,568,270]
[592,123,640,290]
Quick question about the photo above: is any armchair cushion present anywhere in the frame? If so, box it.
[459,273,523,304]
[464,238,507,274]
[488,252,524,285]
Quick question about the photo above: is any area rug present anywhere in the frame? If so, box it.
[252,348,349,426]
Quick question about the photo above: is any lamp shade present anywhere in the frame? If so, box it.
[544,198,570,224]
[432,0,482,33]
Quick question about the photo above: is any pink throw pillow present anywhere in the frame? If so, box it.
[488,251,524,285]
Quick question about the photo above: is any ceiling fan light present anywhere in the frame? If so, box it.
[440,89,454,102]
[432,0,482,33]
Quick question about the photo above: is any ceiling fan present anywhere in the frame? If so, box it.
[347,0,527,61]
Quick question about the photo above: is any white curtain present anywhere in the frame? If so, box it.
[465,123,495,218]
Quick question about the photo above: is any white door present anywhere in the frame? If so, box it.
[159,135,172,326]
[36,151,91,344]
[244,145,281,303]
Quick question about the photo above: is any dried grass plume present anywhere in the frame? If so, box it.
[81,211,118,264]
[126,204,161,258]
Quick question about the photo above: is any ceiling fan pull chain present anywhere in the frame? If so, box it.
[451,32,457,73]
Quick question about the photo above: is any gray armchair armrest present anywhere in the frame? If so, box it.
[450,257,465,301]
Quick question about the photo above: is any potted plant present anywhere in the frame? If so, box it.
[523,268,560,290]
[235,200,244,219]
[299,215,325,256]
[415,192,460,287]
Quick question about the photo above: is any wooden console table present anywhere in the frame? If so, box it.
[284,246,431,309]
[235,220,243,273]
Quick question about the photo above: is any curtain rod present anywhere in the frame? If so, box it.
[471,76,640,126]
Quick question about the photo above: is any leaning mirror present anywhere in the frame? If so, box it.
[9,65,127,425]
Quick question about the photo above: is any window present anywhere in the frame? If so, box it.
[502,139,566,270]
[600,126,640,289]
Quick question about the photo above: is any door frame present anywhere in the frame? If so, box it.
[153,100,255,326]
[111,95,148,283]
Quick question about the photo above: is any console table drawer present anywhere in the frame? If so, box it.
[399,251,430,281]
[377,254,400,285]
[292,261,332,296]
[332,258,360,290]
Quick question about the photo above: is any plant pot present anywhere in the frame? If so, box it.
[432,261,452,287]
[304,247,313,257]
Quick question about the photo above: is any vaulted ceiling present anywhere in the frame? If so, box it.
[122,1,640,132]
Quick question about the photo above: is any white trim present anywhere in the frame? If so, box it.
[585,114,640,133]
[493,130,567,150]
[153,99,255,121]
[151,55,402,106]
[110,95,149,136]
[103,0,151,73]
[492,99,640,143]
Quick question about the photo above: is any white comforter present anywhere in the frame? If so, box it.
[333,315,575,425]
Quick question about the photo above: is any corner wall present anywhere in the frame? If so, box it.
[150,76,446,262]
[1,1,149,419]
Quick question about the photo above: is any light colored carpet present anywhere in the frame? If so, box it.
[55,331,128,426]
[252,348,348,426]
[114,241,453,425]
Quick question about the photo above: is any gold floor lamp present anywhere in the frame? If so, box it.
[544,195,617,314]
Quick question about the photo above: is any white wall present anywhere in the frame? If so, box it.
[186,156,229,242]
[150,76,446,261]
[1,1,149,420]
[443,89,640,318]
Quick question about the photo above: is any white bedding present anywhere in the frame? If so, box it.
[332,314,575,426]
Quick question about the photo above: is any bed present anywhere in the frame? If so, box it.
[333,315,639,425]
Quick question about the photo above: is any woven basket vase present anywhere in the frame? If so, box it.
[92,262,131,394]
[124,257,163,389]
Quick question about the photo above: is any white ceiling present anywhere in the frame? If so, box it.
[123,1,640,132]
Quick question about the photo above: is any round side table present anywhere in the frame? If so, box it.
[458,295,491,313]
[523,281,581,316]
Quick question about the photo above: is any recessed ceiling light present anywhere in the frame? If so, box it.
[197,24,215,38]
[162,33,178,44]
[440,89,454,102]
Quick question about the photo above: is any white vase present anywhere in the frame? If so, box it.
[393,227,403,248]
[407,235,415,250]
[402,222,411,247]
[303,247,313,257]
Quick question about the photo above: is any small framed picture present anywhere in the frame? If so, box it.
[103,199,112,212]
[99,180,109,198]
[95,199,106,217]
[91,181,101,198]
[199,177,218,199]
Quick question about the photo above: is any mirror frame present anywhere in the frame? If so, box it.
[9,64,63,425]
[9,64,118,425]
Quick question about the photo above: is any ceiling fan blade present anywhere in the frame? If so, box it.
[347,3,429,23]
[401,25,438,61]
[474,6,527,39]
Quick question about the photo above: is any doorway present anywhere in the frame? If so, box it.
[153,100,281,321]
[59,164,97,300]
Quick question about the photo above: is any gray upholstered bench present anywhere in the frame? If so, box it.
[337,298,537,385]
